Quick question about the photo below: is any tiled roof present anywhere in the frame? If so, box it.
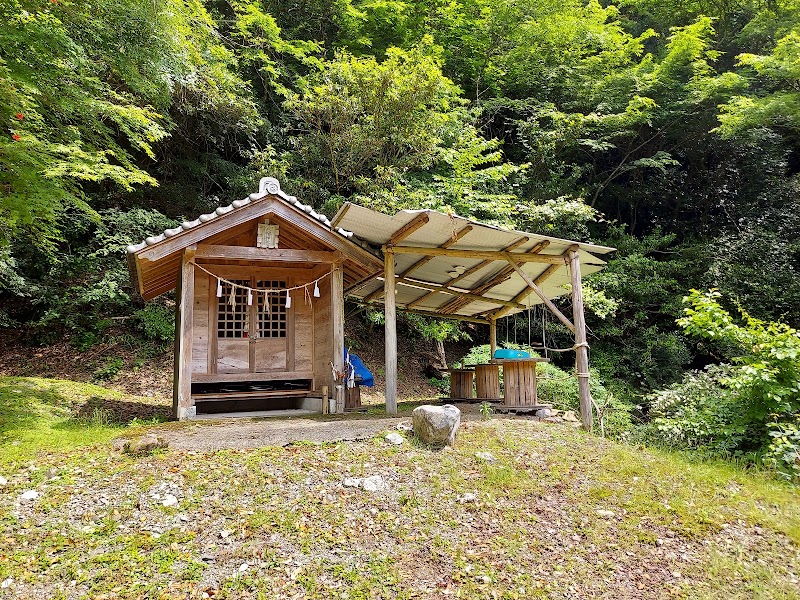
[126,177,357,255]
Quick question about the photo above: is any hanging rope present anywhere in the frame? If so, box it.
[194,262,334,296]
[541,304,548,359]
[527,305,531,349]
[513,313,517,345]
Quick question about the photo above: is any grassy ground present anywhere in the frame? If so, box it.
[0,376,798,599]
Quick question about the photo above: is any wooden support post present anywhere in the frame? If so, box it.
[384,249,398,414]
[568,249,592,432]
[489,319,497,358]
[173,246,196,420]
[331,266,345,414]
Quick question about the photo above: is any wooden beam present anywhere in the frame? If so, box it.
[437,240,551,314]
[492,245,578,320]
[387,245,568,264]
[398,307,490,325]
[331,266,346,414]
[395,276,526,310]
[569,249,593,431]
[329,201,352,228]
[362,225,474,303]
[344,270,382,296]
[489,319,497,357]
[173,246,196,420]
[384,250,398,414]
[406,237,527,309]
[505,256,575,333]
[194,245,341,263]
[398,225,473,278]
[388,213,430,246]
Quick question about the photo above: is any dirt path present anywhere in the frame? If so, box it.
[160,416,410,451]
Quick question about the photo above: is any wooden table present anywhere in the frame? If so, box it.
[493,358,550,410]
[475,364,501,401]
[448,368,475,401]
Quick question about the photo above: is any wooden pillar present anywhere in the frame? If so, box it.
[331,265,345,413]
[568,249,592,431]
[384,249,398,414]
[489,318,497,358]
[173,246,196,420]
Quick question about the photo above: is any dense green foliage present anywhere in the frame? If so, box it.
[646,290,800,479]
[1,0,799,472]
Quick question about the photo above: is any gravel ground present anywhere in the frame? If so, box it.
[156,403,489,451]
[160,416,410,451]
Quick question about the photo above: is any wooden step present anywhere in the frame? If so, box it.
[192,389,310,403]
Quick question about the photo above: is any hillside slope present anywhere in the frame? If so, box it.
[0,377,798,599]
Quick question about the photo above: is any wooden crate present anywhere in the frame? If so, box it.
[475,364,501,400]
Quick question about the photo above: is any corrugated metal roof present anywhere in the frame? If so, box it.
[333,202,615,321]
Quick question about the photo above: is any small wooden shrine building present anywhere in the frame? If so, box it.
[127,177,383,420]
[128,177,614,427]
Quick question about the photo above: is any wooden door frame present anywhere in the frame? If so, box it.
[208,269,296,375]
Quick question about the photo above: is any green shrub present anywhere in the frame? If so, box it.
[644,289,800,478]
[646,365,746,452]
[92,357,124,382]
[134,304,175,342]
[765,418,800,482]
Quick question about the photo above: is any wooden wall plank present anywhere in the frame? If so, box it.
[192,270,209,374]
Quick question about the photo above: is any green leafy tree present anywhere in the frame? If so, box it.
[286,43,466,193]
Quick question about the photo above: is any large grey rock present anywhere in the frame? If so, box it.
[124,434,168,455]
[412,404,461,447]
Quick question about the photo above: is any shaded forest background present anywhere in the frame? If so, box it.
[1,0,799,468]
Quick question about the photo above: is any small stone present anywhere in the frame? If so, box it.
[396,422,413,432]
[535,408,552,418]
[458,493,477,503]
[220,530,232,539]
[19,490,39,501]
[361,475,388,492]
[162,494,179,507]
[385,432,404,445]
[474,452,497,462]
[0,476,6,486]
[656,538,664,546]
[239,563,250,573]
[1,578,12,589]
[596,509,615,518]
[343,477,362,488]
[124,434,168,455]
[562,410,579,423]
[201,554,215,563]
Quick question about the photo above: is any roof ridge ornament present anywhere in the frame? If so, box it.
[259,177,282,195]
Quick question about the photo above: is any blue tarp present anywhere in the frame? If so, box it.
[345,350,374,387]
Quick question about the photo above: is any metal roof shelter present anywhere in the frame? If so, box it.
[331,202,616,430]
[333,203,613,322]
[126,177,614,429]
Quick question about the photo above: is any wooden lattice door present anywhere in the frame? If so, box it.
[213,277,292,374]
